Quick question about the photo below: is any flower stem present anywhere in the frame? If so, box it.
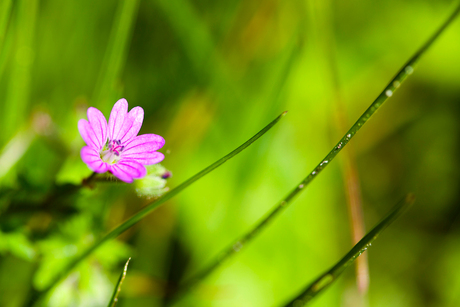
[82,171,98,188]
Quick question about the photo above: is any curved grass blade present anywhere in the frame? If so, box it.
[107,258,131,307]
[174,2,460,296]
[27,111,286,305]
[283,194,415,306]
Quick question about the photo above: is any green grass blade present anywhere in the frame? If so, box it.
[3,0,37,143]
[154,0,216,76]
[28,111,286,304]
[283,194,415,306]
[175,2,460,295]
[0,0,12,51]
[93,0,140,108]
[107,258,131,307]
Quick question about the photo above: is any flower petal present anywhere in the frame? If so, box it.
[124,134,165,154]
[87,107,107,148]
[110,160,146,183]
[118,106,144,144]
[78,119,100,149]
[108,98,128,141]
[81,146,108,173]
[122,152,164,165]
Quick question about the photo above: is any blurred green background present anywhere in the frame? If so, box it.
[1,0,460,306]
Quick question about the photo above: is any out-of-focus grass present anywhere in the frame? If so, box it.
[0,0,460,307]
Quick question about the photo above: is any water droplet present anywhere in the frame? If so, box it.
[312,171,316,175]
[63,244,78,256]
[385,89,393,97]
[298,184,304,189]
[311,274,334,292]
[293,300,304,307]
[393,81,401,88]
[347,133,351,138]
[233,241,243,252]
[405,66,414,75]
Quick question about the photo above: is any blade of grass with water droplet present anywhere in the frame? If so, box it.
[282,194,415,306]
[27,111,286,305]
[172,2,460,297]
[107,258,131,307]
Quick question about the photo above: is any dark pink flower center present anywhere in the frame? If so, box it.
[101,139,126,164]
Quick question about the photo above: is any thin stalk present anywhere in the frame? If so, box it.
[316,0,370,298]
[26,111,286,305]
[341,147,369,294]
[82,171,98,188]
[107,258,131,307]
[174,2,460,298]
[0,0,12,51]
[283,194,415,306]
[0,0,12,83]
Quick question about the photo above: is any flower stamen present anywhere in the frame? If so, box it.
[101,139,125,163]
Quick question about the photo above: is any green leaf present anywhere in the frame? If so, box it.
[282,194,415,306]
[107,258,131,307]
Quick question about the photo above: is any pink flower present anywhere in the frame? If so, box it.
[78,98,165,183]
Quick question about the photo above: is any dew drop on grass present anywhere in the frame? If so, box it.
[312,274,334,292]
[298,184,304,189]
[293,300,304,307]
[233,241,243,252]
[311,171,316,175]
[347,133,351,138]
[385,89,393,97]
[405,66,414,75]
[393,80,401,88]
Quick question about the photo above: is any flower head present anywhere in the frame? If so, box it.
[78,98,165,183]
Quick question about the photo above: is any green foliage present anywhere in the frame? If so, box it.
[0,0,460,307]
